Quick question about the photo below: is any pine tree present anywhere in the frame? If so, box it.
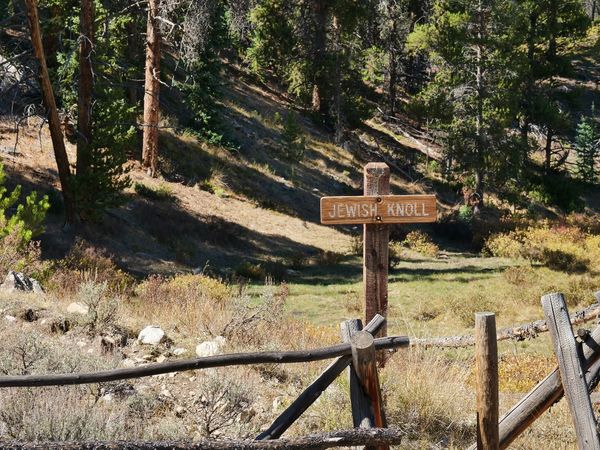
[407,0,525,209]
[575,112,599,183]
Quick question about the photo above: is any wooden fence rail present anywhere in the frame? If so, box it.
[0,428,406,450]
[414,301,600,348]
[0,339,409,388]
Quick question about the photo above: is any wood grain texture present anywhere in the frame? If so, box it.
[414,300,600,348]
[363,163,390,340]
[320,195,437,225]
[475,313,499,450]
[257,315,386,440]
[0,428,405,450]
[467,322,600,450]
[351,331,388,450]
[341,319,374,434]
[542,293,600,450]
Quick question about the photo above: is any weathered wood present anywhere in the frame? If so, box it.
[413,300,600,348]
[0,428,405,450]
[351,331,388,450]
[341,319,374,434]
[467,323,600,450]
[257,315,386,440]
[0,337,409,389]
[475,313,499,450]
[542,293,600,450]
[363,163,390,340]
[320,195,436,225]
[24,0,76,224]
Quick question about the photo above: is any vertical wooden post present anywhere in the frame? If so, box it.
[351,330,388,450]
[342,319,375,431]
[475,312,499,450]
[542,293,600,450]
[363,163,390,339]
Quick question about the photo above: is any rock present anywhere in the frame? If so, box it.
[195,336,226,357]
[160,389,172,398]
[20,308,38,322]
[272,396,283,412]
[138,325,166,345]
[67,302,89,315]
[175,405,185,417]
[156,355,166,363]
[4,315,16,323]
[0,271,44,294]
[172,347,187,356]
[594,291,600,302]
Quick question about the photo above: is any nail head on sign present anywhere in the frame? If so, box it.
[376,215,382,221]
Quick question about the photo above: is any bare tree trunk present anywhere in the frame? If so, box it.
[24,0,77,225]
[142,0,161,177]
[77,0,94,178]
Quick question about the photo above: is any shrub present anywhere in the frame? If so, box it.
[192,369,253,437]
[503,266,534,286]
[133,275,286,346]
[50,240,134,296]
[235,261,266,280]
[402,231,439,257]
[74,281,120,335]
[540,249,589,273]
[450,293,496,327]
[0,163,49,247]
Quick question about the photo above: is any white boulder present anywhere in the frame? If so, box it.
[195,336,226,357]
[138,325,166,345]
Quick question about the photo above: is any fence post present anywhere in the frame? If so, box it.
[542,292,600,450]
[363,163,390,340]
[341,319,375,433]
[475,312,499,450]
[351,330,388,450]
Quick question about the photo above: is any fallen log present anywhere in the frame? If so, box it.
[0,428,406,450]
[414,302,600,348]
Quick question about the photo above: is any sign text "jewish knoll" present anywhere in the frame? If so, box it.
[320,194,437,225]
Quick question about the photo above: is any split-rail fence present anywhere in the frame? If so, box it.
[1,293,600,450]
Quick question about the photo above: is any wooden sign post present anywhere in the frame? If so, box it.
[321,162,437,339]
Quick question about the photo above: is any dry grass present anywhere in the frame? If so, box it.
[383,348,475,447]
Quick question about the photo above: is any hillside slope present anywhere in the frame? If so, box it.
[0,64,450,276]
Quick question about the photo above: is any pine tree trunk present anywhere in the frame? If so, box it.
[311,0,328,115]
[142,0,161,177]
[388,18,398,115]
[474,0,485,211]
[547,0,557,62]
[332,14,343,143]
[77,0,94,178]
[24,0,77,226]
[545,128,554,173]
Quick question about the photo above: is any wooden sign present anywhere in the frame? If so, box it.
[320,194,437,225]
